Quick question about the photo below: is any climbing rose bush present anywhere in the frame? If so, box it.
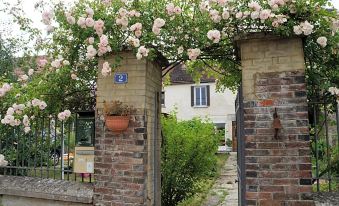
[0,0,338,134]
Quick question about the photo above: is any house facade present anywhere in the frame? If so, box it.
[162,65,236,145]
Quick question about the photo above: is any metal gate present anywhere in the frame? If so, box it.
[309,92,339,192]
[235,85,246,206]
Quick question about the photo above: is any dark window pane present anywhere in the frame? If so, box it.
[195,87,200,106]
[201,87,206,105]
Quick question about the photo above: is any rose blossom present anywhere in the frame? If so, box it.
[127,37,140,48]
[24,127,31,134]
[67,16,75,25]
[300,21,314,35]
[77,17,86,28]
[58,110,72,121]
[86,7,94,17]
[138,46,149,56]
[210,9,221,23]
[187,48,201,60]
[63,60,70,66]
[128,10,141,17]
[71,73,77,80]
[86,45,97,59]
[42,11,53,25]
[293,25,302,35]
[251,11,259,19]
[51,59,61,68]
[39,101,47,110]
[177,46,184,54]
[317,37,327,48]
[222,10,230,19]
[199,2,209,12]
[0,154,8,166]
[37,58,48,67]
[85,17,95,27]
[207,30,221,43]
[101,62,112,77]
[28,69,34,76]
[248,1,261,11]
[94,19,104,30]
[236,12,243,19]
[99,35,109,47]
[153,18,165,28]
[88,37,95,44]
[259,9,271,20]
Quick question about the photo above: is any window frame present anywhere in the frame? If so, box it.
[193,85,209,107]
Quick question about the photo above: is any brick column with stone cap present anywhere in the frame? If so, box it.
[94,51,162,206]
[236,34,314,206]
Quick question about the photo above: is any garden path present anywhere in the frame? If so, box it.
[202,152,238,206]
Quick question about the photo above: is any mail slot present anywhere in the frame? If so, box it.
[74,146,94,173]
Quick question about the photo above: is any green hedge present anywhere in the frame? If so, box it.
[161,113,219,206]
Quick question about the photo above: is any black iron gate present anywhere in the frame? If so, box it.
[309,92,339,192]
[235,85,246,206]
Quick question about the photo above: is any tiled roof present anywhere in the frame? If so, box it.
[166,64,216,84]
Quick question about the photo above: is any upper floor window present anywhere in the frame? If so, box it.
[191,85,210,107]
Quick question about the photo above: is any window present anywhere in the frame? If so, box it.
[191,85,210,107]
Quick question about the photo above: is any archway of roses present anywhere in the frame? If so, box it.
[0,0,338,133]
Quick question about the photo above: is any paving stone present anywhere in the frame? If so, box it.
[202,152,238,206]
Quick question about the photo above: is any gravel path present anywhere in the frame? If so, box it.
[202,152,238,206]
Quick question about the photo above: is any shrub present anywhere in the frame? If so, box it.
[161,113,219,206]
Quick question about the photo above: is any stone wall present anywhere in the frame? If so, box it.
[94,52,162,206]
[0,175,93,206]
[237,34,314,206]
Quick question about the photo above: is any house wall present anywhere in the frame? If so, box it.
[162,82,236,125]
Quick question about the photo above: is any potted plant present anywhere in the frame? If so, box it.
[103,100,134,132]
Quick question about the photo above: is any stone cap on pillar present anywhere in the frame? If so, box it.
[233,32,303,61]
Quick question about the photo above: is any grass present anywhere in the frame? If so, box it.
[178,153,229,206]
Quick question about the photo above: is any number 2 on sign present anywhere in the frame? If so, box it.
[118,75,123,82]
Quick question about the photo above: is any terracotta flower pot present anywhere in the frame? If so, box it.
[105,116,130,132]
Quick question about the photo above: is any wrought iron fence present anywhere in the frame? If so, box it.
[309,93,339,192]
[0,112,95,182]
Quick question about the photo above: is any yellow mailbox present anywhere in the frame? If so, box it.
[74,146,94,173]
[74,112,95,174]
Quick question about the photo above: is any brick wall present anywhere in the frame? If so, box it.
[238,34,314,206]
[94,52,162,206]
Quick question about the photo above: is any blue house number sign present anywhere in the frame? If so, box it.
[114,73,128,84]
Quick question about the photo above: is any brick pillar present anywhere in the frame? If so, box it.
[94,52,162,206]
[237,34,314,206]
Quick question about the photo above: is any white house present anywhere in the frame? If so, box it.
[162,65,236,146]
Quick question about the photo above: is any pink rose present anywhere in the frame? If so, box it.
[85,17,95,27]
[77,17,86,28]
[259,9,271,20]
